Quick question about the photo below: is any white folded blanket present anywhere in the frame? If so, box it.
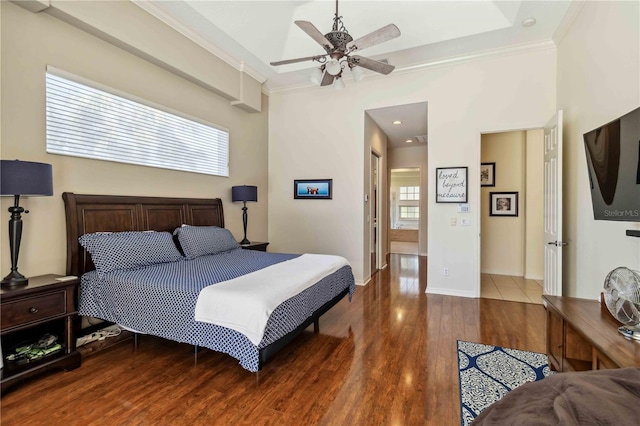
[194,253,349,345]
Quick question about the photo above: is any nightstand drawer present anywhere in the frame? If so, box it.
[1,291,67,330]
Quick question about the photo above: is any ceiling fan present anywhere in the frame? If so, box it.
[270,0,401,88]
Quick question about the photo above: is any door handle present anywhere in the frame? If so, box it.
[547,241,568,246]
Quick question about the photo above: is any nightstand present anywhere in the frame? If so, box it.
[240,242,269,252]
[1,274,81,393]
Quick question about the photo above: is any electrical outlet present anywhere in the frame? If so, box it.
[443,268,449,276]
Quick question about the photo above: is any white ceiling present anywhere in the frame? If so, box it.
[367,102,428,148]
[134,1,574,148]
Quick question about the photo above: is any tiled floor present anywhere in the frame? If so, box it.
[390,241,419,255]
[388,244,543,305]
[481,273,544,304]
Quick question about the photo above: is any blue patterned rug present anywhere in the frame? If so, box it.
[457,341,554,426]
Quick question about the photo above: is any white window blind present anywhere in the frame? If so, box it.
[46,68,229,177]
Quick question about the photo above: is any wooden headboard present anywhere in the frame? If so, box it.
[62,192,225,277]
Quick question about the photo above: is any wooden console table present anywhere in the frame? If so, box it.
[543,295,640,371]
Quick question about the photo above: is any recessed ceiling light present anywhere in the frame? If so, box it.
[405,139,413,143]
[392,120,402,125]
[522,18,536,27]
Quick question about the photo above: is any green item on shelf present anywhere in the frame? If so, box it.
[26,344,62,360]
[14,344,33,354]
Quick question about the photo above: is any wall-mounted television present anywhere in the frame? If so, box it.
[583,106,640,222]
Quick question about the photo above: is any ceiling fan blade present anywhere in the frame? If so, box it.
[347,24,401,52]
[270,55,327,66]
[320,72,335,86]
[295,20,334,50]
[349,55,395,75]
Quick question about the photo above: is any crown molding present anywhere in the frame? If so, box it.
[132,0,266,84]
[397,40,556,74]
[552,0,586,45]
[265,39,557,96]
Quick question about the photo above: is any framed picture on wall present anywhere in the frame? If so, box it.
[490,191,518,216]
[436,167,468,203]
[480,162,496,187]
[294,179,332,199]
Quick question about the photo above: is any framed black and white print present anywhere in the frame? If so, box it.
[490,192,518,216]
[480,162,495,187]
[436,167,468,203]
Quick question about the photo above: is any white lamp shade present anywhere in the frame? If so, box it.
[351,66,365,82]
[310,67,323,85]
[325,59,342,76]
[333,76,345,90]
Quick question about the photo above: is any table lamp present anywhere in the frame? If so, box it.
[231,185,257,245]
[0,160,53,287]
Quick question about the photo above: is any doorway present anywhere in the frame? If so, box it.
[479,130,545,304]
[390,168,420,255]
[365,101,428,268]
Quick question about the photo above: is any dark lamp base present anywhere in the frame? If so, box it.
[240,238,251,245]
[1,271,28,287]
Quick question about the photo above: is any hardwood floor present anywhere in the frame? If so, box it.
[0,254,546,425]
[389,241,419,255]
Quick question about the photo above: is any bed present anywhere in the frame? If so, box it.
[62,192,355,372]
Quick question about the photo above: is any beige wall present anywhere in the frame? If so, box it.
[0,2,269,278]
[389,147,428,256]
[481,131,526,276]
[269,48,555,290]
[557,1,640,298]
[525,129,544,280]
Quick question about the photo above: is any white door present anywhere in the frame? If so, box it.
[544,110,564,296]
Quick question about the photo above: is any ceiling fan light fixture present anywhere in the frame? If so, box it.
[333,76,345,90]
[325,59,342,76]
[310,67,324,85]
[350,65,365,82]
[270,0,401,89]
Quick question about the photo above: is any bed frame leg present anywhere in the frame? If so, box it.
[134,333,138,350]
[194,345,198,365]
[314,318,319,333]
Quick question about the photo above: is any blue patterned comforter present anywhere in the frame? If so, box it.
[78,248,355,371]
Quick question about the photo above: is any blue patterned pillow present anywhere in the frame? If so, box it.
[79,231,184,274]
[173,225,239,258]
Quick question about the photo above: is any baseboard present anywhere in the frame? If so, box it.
[524,274,543,281]
[426,287,477,298]
[482,270,525,277]
[356,277,370,286]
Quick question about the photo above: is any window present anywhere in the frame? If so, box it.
[399,186,419,200]
[45,67,229,177]
[399,206,419,219]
